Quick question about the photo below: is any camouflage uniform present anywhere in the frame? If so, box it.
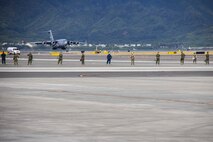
[156,52,160,65]
[13,54,19,65]
[58,52,63,64]
[180,51,185,65]
[27,52,33,65]
[80,54,85,65]
[205,52,209,64]
[192,53,197,64]
[130,53,135,65]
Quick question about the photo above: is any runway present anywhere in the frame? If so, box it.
[0,66,213,77]
[0,53,213,142]
[1,52,212,68]
[0,52,213,77]
[1,77,213,142]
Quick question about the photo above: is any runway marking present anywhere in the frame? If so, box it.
[5,58,154,63]
[5,58,210,63]
[0,67,213,72]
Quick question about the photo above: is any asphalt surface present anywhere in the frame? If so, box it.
[0,52,213,77]
[0,77,213,142]
[0,53,213,142]
[1,52,212,68]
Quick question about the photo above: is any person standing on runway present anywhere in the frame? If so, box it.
[180,51,185,65]
[1,51,6,64]
[58,52,63,64]
[205,51,209,64]
[27,52,33,65]
[13,53,19,65]
[130,52,135,65]
[156,52,160,65]
[106,52,112,64]
[192,52,197,64]
[80,52,85,65]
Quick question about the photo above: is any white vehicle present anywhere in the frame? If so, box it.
[7,47,20,55]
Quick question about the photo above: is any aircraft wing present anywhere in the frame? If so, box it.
[24,42,43,48]
[34,42,43,45]
[67,41,79,45]
[26,41,52,48]
[35,41,52,45]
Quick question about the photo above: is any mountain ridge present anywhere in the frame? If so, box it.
[0,0,212,46]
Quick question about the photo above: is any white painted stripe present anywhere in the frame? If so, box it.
[0,70,212,73]
[5,58,210,63]
[5,58,155,63]
[0,67,213,72]
[1,67,213,69]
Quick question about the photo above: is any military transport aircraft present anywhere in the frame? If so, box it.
[33,30,79,50]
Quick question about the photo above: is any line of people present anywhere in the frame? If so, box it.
[179,51,209,65]
[0,51,211,65]
[0,51,33,65]
[57,52,86,65]
[128,51,210,65]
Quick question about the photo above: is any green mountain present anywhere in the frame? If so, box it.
[0,0,212,46]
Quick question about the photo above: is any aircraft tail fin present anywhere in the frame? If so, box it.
[48,30,54,42]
